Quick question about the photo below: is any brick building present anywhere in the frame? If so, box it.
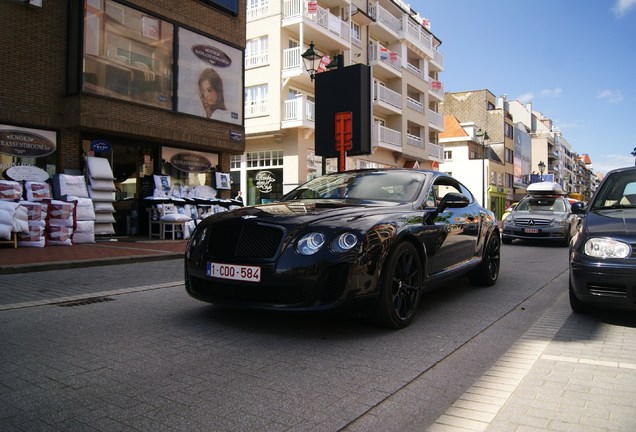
[0,0,245,236]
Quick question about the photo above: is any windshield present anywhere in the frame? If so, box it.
[590,169,636,209]
[281,171,427,202]
[516,197,566,212]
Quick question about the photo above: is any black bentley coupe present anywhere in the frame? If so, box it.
[184,169,501,328]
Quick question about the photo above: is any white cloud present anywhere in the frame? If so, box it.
[540,87,562,98]
[595,154,635,174]
[612,0,636,17]
[516,92,534,103]
[516,88,561,103]
[597,89,625,104]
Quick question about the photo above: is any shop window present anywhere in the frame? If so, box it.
[82,0,174,110]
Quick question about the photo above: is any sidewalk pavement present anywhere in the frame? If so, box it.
[0,237,186,274]
[426,296,636,432]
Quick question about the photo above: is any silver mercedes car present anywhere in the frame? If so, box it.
[502,182,578,246]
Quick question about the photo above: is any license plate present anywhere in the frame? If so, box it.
[207,262,261,282]
[524,228,539,234]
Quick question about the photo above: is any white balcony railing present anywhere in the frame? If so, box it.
[428,142,444,160]
[406,96,424,113]
[369,43,402,73]
[247,3,269,21]
[282,0,350,43]
[282,46,302,72]
[406,62,421,78]
[407,133,424,148]
[374,83,402,109]
[402,17,433,55]
[245,101,269,118]
[282,96,315,123]
[368,3,402,34]
[428,109,444,130]
[432,49,444,68]
[373,123,401,150]
[245,51,269,69]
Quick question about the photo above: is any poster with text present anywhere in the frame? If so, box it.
[177,28,243,126]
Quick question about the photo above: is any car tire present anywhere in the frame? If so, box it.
[569,278,591,314]
[374,242,422,329]
[468,232,501,286]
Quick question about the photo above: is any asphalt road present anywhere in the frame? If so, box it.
[0,242,571,431]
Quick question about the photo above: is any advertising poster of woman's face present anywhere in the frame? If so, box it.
[177,28,242,125]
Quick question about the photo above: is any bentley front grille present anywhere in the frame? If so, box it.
[208,223,284,260]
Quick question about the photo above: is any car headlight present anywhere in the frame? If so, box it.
[584,238,631,258]
[331,232,358,252]
[551,219,566,227]
[297,232,326,255]
[504,217,514,226]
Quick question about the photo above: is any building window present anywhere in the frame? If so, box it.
[504,123,513,138]
[82,0,174,110]
[505,173,513,188]
[444,150,452,160]
[245,84,269,117]
[247,0,268,20]
[246,150,283,168]
[351,22,362,47]
[490,170,496,185]
[505,148,514,163]
[245,36,269,69]
[230,154,241,169]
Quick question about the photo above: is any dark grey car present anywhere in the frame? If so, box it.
[502,193,577,246]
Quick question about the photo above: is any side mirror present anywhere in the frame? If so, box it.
[571,201,586,214]
[438,192,469,211]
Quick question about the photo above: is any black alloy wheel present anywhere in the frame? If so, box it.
[468,233,501,286]
[375,242,423,329]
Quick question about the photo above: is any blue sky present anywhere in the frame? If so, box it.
[417,0,636,174]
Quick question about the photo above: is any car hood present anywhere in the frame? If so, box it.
[197,200,413,228]
[585,210,636,236]
[510,210,568,220]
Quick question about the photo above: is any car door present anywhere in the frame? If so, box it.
[427,177,480,276]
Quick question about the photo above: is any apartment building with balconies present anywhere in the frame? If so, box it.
[238,0,444,205]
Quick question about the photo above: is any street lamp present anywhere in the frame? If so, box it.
[476,128,490,207]
[538,161,546,181]
[301,41,321,81]
[631,147,636,166]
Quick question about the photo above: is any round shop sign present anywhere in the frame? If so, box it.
[0,129,56,157]
[169,152,212,173]
[5,165,50,182]
[255,170,276,193]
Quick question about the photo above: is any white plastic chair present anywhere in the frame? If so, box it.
[160,203,191,240]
